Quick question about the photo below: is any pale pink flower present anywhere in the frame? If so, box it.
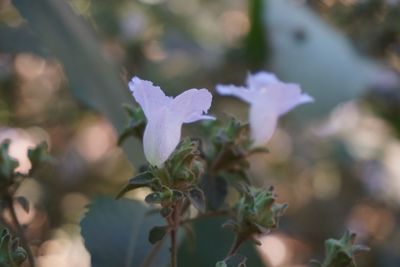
[216,72,313,146]
[129,77,214,167]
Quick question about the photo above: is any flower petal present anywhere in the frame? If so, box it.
[249,103,278,146]
[216,85,256,103]
[143,114,182,167]
[246,72,279,90]
[271,83,314,115]
[171,88,214,123]
[128,77,172,118]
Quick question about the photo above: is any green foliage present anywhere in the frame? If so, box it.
[0,227,27,267]
[229,186,287,237]
[148,226,168,245]
[118,105,146,146]
[80,197,169,267]
[0,141,19,190]
[186,187,206,213]
[246,0,269,70]
[206,118,268,176]
[118,139,206,215]
[311,231,369,267]
[27,141,53,176]
[0,139,51,197]
[201,118,268,210]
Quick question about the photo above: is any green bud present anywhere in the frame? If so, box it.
[234,186,287,236]
[162,139,205,189]
[314,231,369,267]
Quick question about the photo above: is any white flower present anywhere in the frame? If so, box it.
[129,77,214,167]
[216,72,313,146]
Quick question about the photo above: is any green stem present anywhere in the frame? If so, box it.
[139,234,167,267]
[168,200,182,267]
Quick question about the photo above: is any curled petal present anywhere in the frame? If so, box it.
[129,77,172,118]
[246,72,279,90]
[171,89,214,123]
[216,85,256,103]
[269,83,314,115]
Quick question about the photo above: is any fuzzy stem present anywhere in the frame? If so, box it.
[168,200,182,267]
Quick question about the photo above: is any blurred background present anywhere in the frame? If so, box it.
[1,0,400,266]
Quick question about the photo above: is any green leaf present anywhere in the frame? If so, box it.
[118,106,146,146]
[145,193,163,204]
[116,172,155,199]
[12,0,144,167]
[160,207,172,218]
[0,227,27,266]
[148,226,168,245]
[202,175,228,210]
[0,140,19,183]
[27,142,52,175]
[179,217,264,266]
[80,196,169,267]
[187,188,206,213]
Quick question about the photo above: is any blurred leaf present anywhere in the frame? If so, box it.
[12,0,143,166]
[116,171,154,199]
[186,187,206,213]
[0,25,47,56]
[246,0,269,70]
[202,175,228,210]
[80,196,169,267]
[145,193,163,204]
[148,226,168,245]
[179,218,263,266]
[268,0,389,118]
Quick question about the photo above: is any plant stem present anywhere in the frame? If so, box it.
[170,227,177,267]
[5,195,36,267]
[168,200,182,267]
[226,235,245,257]
[139,234,167,267]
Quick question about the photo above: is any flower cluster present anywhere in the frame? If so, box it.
[128,71,313,166]
[117,71,367,267]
